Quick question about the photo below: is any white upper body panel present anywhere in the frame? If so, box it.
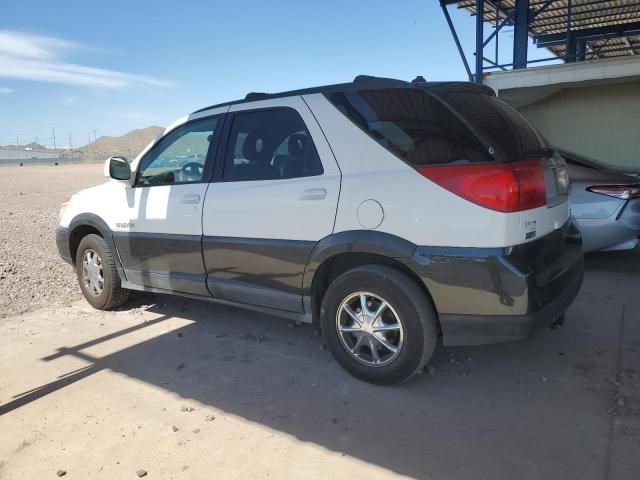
[61,93,569,249]
[61,105,231,234]
[202,96,341,241]
[302,93,569,248]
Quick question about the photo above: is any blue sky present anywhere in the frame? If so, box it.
[0,0,554,147]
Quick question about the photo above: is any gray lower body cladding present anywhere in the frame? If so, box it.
[403,220,584,346]
[56,227,72,264]
[57,219,584,347]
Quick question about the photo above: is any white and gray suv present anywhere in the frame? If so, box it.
[56,76,584,384]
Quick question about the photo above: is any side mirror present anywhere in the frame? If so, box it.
[105,156,131,181]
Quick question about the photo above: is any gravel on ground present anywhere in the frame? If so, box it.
[0,163,105,318]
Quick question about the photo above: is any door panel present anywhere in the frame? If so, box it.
[202,98,341,312]
[203,236,316,312]
[113,114,224,295]
[114,230,208,295]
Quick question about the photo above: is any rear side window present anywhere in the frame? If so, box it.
[327,89,492,166]
[223,109,324,181]
[441,91,546,162]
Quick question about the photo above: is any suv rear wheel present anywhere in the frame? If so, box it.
[320,265,437,385]
[75,234,129,310]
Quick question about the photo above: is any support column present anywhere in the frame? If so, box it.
[475,0,484,83]
[565,0,576,62]
[576,39,586,61]
[565,31,577,62]
[513,0,530,69]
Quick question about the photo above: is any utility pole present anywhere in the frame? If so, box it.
[52,128,57,151]
[35,136,38,149]
[88,136,93,162]
[16,135,19,150]
[93,129,98,160]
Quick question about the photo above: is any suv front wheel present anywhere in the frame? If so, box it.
[320,265,437,385]
[75,234,129,310]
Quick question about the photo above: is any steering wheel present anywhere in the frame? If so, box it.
[181,162,204,178]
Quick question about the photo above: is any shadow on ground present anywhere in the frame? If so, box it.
[1,251,638,479]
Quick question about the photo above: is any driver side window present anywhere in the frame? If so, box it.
[136,116,220,187]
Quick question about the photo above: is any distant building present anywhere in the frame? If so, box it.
[0,148,60,161]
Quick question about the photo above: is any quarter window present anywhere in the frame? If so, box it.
[136,117,219,186]
[327,89,492,166]
[224,109,323,182]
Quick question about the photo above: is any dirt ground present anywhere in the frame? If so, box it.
[0,163,105,318]
[0,163,639,479]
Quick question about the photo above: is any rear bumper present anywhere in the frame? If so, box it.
[438,256,583,345]
[56,227,73,265]
[403,219,584,346]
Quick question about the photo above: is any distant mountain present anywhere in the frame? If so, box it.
[80,126,165,158]
[0,142,49,151]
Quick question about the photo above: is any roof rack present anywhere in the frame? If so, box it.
[192,75,471,114]
[245,92,268,101]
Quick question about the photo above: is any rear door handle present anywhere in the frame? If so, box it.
[181,194,201,204]
[299,188,327,201]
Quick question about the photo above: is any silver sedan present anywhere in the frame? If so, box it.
[563,150,640,253]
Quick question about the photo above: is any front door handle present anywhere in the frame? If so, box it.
[181,194,201,204]
[299,188,327,201]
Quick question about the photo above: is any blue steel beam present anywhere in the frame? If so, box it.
[482,55,561,70]
[513,0,530,69]
[576,39,586,61]
[565,0,575,62]
[531,0,554,18]
[475,0,484,83]
[482,56,508,70]
[440,1,474,81]
[482,8,515,48]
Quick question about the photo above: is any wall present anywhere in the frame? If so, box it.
[516,81,640,171]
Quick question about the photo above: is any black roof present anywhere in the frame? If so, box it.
[193,75,494,114]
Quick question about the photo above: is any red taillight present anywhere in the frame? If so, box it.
[586,184,640,200]
[416,160,546,212]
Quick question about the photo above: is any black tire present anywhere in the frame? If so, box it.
[320,265,437,385]
[75,234,129,310]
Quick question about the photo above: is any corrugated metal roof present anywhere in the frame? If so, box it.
[456,0,640,60]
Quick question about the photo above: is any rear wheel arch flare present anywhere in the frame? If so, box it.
[303,231,439,331]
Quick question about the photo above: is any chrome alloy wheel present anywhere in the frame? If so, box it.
[336,291,404,367]
[82,248,104,296]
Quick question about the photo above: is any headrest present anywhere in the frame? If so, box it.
[242,133,264,161]
[288,133,307,157]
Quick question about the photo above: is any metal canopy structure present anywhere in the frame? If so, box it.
[440,0,640,83]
